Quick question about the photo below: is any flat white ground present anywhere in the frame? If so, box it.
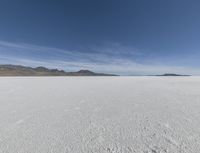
[0,77,200,153]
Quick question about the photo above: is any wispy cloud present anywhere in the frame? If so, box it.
[0,40,200,75]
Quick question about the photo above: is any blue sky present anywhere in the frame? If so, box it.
[0,0,200,75]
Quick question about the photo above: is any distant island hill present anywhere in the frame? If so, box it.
[0,65,117,76]
[155,73,191,76]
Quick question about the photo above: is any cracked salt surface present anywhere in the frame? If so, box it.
[0,77,200,153]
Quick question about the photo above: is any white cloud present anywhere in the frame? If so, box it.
[0,40,200,75]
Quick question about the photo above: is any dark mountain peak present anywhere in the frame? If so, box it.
[75,69,118,76]
[35,66,49,72]
[77,70,95,74]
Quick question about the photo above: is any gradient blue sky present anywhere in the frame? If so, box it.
[0,0,200,75]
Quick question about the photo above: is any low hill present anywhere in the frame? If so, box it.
[156,73,190,76]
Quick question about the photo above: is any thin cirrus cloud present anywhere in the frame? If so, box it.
[0,40,199,75]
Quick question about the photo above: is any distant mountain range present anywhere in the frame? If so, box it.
[0,65,117,76]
